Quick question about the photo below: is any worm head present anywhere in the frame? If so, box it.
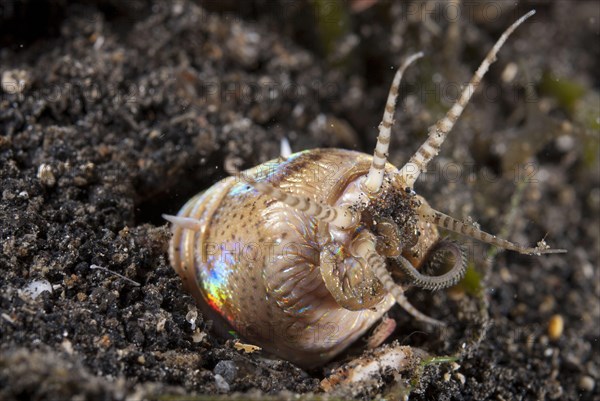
[317,174,430,315]
[360,182,420,259]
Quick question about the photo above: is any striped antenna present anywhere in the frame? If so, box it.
[225,163,359,230]
[398,10,536,188]
[362,52,424,195]
[351,231,444,326]
[418,203,567,255]
[392,241,467,290]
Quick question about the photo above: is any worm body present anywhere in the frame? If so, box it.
[165,11,564,368]
[169,149,438,367]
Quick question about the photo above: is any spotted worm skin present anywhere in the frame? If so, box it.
[168,149,438,368]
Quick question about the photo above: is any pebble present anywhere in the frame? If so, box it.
[61,339,73,355]
[1,69,30,94]
[548,314,564,340]
[214,374,230,392]
[538,296,555,314]
[501,62,518,83]
[214,360,237,383]
[156,317,166,332]
[578,375,595,392]
[192,328,206,343]
[37,164,56,187]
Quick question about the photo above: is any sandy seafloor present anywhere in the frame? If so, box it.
[1,1,598,400]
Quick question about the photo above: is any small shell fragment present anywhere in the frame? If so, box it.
[321,343,427,392]
[233,340,261,354]
[20,279,53,300]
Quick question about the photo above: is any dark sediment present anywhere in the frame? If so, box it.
[1,1,598,400]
